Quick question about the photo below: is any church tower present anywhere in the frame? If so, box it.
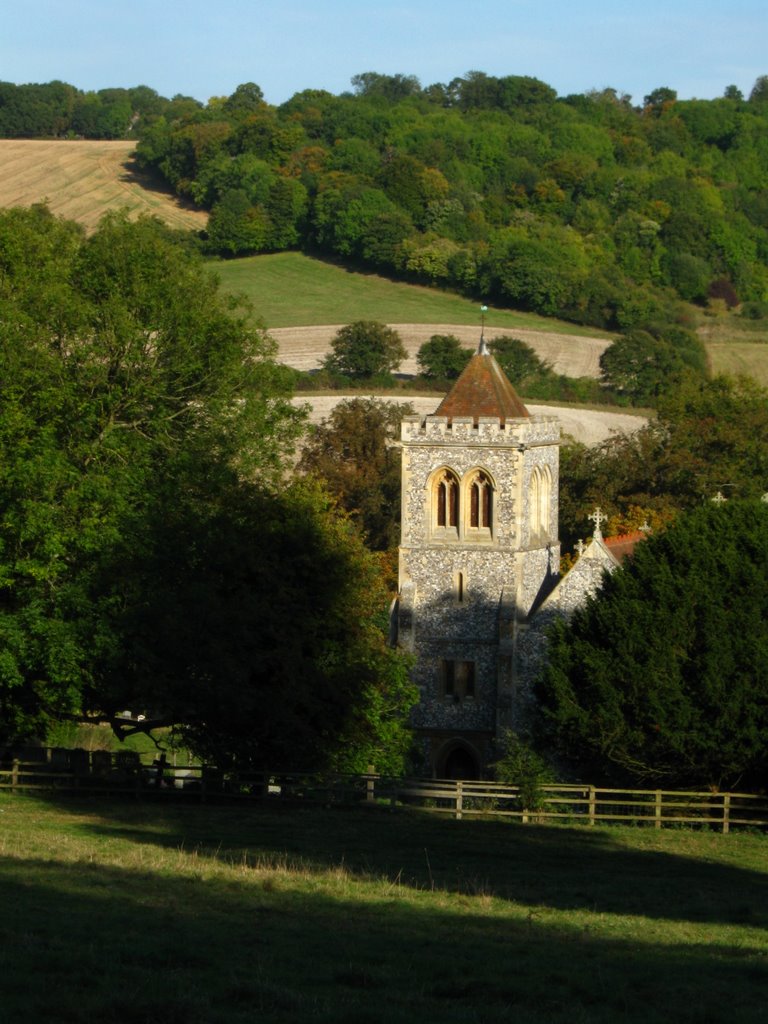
[395,340,560,777]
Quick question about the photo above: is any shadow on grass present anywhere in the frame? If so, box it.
[120,156,206,215]
[0,845,766,1024]
[34,795,768,930]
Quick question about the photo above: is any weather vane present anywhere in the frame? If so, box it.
[480,304,488,350]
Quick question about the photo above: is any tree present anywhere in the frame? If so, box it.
[487,336,552,384]
[0,209,303,743]
[599,330,685,404]
[105,478,416,773]
[643,87,677,112]
[351,72,421,102]
[748,75,768,103]
[416,334,471,381]
[322,320,406,380]
[536,501,768,789]
[557,374,768,546]
[206,188,270,254]
[298,397,413,551]
[223,82,265,117]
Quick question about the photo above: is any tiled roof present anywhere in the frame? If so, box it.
[434,346,529,424]
[603,531,647,563]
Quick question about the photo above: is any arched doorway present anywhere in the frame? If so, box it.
[440,744,480,780]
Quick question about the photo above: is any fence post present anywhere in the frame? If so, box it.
[655,790,662,829]
[456,781,463,820]
[722,793,731,835]
[588,786,596,826]
[11,758,19,793]
[366,765,375,804]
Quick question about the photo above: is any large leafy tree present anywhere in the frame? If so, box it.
[298,398,412,552]
[104,478,416,772]
[0,208,301,738]
[416,334,471,381]
[0,208,416,770]
[559,374,768,546]
[536,501,768,789]
[322,320,406,380]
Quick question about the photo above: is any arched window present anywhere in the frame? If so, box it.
[432,469,460,533]
[529,466,551,542]
[465,470,493,535]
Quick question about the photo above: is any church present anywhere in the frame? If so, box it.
[392,337,644,778]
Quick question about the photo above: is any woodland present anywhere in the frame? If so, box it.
[3,73,768,331]
[1,71,768,787]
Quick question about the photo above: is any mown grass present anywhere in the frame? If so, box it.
[1,794,766,1023]
[208,252,612,336]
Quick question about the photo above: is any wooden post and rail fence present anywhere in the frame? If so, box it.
[1,749,766,833]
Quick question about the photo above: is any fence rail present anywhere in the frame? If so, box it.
[1,750,766,833]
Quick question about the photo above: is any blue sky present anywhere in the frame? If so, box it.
[2,0,766,106]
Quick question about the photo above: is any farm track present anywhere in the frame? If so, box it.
[278,325,646,445]
[292,393,646,446]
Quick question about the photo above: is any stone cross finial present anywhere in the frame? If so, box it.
[639,519,651,534]
[588,506,606,538]
[575,539,586,556]
[711,491,728,505]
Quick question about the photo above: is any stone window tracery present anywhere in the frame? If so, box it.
[529,465,552,543]
[431,468,460,536]
[465,470,493,537]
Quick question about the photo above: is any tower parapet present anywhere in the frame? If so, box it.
[401,413,560,447]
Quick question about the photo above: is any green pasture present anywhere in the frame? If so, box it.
[208,252,611,336]
[1,795,766,1023]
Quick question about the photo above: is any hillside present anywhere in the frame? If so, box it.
[0,139,208,233]
[2,138,765,390]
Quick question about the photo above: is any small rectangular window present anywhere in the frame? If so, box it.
[441,659,475,701]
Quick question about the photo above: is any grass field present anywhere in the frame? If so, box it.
[210,252,612,336]
[1,794,766,1023]
[707,342,768,387]
[0,139,208,234]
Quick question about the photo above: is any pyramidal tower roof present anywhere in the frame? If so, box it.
[434,338,530,424]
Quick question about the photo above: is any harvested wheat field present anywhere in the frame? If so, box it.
[271,322,610,378]
[280,324,643,444]
[0,139,208,233]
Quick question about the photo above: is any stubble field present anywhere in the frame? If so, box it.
[0,139,208,233]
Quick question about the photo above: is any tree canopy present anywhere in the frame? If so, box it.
[559,373,768,547]
[0,207,415,770]
[416,334,471,381]
[536,500,768,789]
[298,397,413,552]
[6,73,768,337]
[322,320,406,381]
